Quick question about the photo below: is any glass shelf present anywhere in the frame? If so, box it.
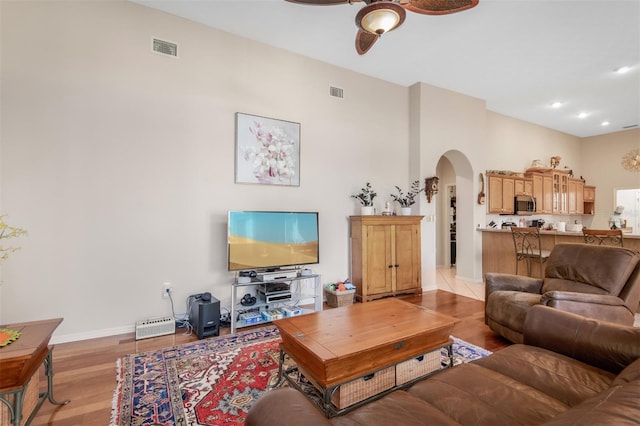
[230,274,322,333]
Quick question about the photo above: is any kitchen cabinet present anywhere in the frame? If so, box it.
[527,171,553,214]
[568,178,584,214]
[577,181,584,214]
[514,178,533,196]
[350,216,423,302]
[487,174,515,214]
[552,171,569,214]
[584,185,596,215]
[530,173,543,213]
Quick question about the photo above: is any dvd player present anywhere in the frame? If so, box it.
[257,281,292,303]
[258,289,292,303]
[261,282,290,293]
[257,270,299,282]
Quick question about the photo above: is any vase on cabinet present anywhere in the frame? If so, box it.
[401,207,412,216]
[361,206,374,216]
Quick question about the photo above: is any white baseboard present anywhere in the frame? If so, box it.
[422,282,437,291]
[51,324,135,344]
[455,275,483,284]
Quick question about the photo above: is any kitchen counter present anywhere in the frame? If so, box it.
[479,227,640,279]
[480,227,640,239]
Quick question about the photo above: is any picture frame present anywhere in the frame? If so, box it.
[235,112,301,186]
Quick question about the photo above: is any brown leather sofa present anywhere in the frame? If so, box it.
[246,305,640,425]
[485,243,640,343]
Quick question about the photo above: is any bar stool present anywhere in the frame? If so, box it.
[582,229,624,247]
[511,226,551,277]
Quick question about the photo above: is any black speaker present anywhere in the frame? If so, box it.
[189,295,220,339]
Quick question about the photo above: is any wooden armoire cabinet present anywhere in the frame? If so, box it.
[349,215,423,302]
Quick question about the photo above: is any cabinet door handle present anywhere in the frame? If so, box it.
[394,264,399,268]
[388,265,393,269]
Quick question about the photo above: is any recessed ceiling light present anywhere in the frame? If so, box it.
[615,66,631,74]
[601,121,610,126]
[578,112,589,119]
[550,101,564,108]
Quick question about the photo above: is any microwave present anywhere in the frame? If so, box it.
[514,194,536,215]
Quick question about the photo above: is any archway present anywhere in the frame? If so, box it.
[435,150,476,281]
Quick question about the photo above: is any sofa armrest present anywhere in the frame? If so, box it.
[523,305,640,374]
[245,387,331,426]
[542,291,625,306]
[541,291,634,325]
[485,273,543,295]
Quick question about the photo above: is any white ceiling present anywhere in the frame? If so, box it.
[134,0,640,138]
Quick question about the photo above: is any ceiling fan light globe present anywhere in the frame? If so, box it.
[356,2,406,35]
[362,10,400,34]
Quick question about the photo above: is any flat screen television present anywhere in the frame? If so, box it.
[227,211,319,272]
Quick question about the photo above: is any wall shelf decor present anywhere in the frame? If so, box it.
[425,177,439,203]
[621,149,640,172]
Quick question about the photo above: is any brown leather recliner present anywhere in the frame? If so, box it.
[485,243,640,343]
[246,306,640,426]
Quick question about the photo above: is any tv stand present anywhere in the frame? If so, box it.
[230,273,322,333]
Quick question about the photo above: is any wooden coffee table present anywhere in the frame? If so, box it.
[274,298,458,416]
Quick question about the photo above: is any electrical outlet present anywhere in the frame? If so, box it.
[162,282,173,299]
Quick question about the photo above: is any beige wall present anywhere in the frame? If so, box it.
[484,111,587,229]
[410,83,487,283]
[486,112,581,174]
[1,1,619,341]
[0,1,410,339]
[580,129,640,228]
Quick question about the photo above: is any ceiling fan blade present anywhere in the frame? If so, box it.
[355,30,378,55]
[285,0,357,5]
[403,0,479,15]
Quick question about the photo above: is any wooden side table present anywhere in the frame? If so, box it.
[0,318,70,425]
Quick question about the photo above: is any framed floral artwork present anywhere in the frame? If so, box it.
[235,113,301,186]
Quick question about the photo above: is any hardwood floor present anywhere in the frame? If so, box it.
[28,290,509,426]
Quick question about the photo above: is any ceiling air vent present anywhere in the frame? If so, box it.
[329,86,344,99]
[152,38,178,57]
[622,124,638,129]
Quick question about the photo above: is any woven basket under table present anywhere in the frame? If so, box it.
[331,365,395,409]
[324,289,355,308]
[395,349,442,385]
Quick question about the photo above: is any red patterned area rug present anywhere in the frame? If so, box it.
[111,326,491,425]
[111,326,282,426]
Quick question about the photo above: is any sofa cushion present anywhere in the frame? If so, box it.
[473,344,615,406]
[407,362,568,425]
[330,389,458,426]
[486,291,540,333]
[613,358,640,385]
[542,381,640,426]
[524,305,640,374]
[541,279,609,296]
[542,244,640,296]
[245,387,332,426]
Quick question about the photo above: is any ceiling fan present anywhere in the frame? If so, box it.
[286,0,479,55]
